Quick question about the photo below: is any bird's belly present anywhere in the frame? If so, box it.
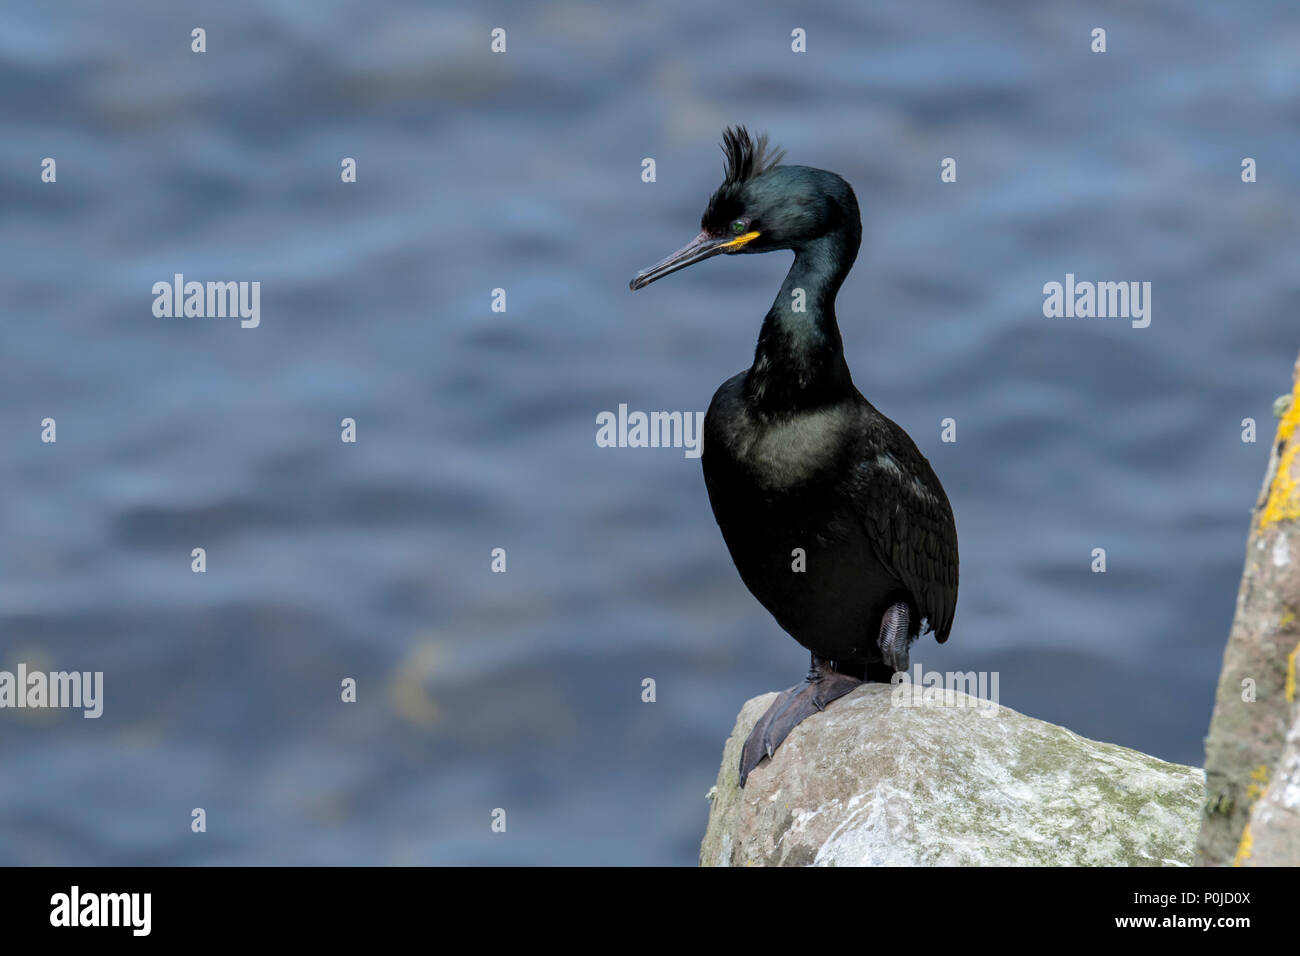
[702,390,905,660]
[711,492,895,660]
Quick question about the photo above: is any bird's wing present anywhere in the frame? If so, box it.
[850,412,959,642]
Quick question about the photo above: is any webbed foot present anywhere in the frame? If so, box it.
[738,656,861,787]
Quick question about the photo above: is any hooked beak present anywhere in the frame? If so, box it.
[629,230,760,291]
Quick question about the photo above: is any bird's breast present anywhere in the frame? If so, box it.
[706,400,858,493]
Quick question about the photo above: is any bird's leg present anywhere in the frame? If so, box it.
[738,653,861,787]
[877,601,911,676]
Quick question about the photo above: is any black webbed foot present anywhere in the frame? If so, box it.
[738,656,861,787]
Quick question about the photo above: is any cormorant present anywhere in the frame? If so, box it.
[630,127,959,786]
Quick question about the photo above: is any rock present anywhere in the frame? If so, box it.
[700,683,1204,866]
[1237,701,1300,865]
[1199,348,1300,865]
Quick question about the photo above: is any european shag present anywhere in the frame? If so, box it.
[630,128,959,786]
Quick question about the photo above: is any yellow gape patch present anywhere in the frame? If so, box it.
[721,230,760,249]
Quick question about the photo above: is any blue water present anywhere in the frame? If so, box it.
[1,1,1298,864]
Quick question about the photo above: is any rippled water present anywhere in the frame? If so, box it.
[1,1,1298,864]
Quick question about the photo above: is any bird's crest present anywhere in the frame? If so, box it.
[720,126,785,187]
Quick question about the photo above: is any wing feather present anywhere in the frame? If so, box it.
[852,411,959,641]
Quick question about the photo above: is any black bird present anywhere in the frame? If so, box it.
[630,128,959,786]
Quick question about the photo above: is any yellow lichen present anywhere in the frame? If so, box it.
[1259,372,1300,532]
[1235,765,1271,862]
[1232,823,1253,866]
[1288,640,1300,703]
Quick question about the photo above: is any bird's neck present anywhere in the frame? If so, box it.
[745,228,858,414]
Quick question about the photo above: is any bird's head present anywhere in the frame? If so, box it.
[630,126,859,291]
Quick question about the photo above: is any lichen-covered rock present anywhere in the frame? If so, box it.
[1237,700,1300,865]
[700,683,1204,866]
[1198,350,1300,866]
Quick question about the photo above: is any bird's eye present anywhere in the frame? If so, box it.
[730,220,747,235]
